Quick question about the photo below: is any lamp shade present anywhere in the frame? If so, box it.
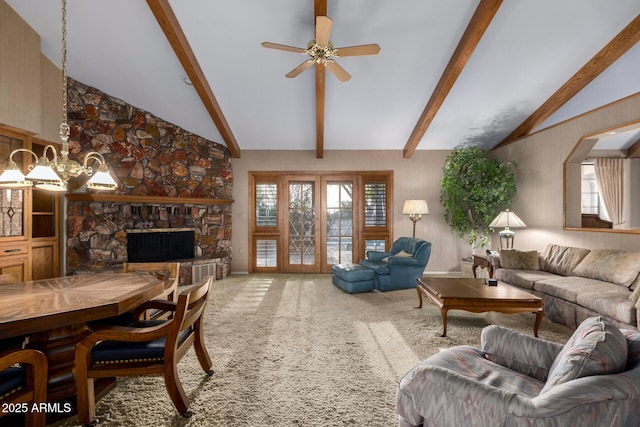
[86,166,118,191]
[0,166,32,188]
[402,200,429,215]
[489,209,526,229]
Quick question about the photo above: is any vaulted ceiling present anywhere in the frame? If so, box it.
[7,0,640,159]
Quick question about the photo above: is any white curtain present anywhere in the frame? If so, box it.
[594,158,625,228]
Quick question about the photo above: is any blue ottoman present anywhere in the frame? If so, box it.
[331,263,375,293]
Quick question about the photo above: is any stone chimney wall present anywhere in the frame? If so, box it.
[65,78,232,280]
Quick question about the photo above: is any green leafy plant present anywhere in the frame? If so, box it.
[440,146,517,252]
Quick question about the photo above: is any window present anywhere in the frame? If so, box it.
[581,163,604,217]
[256,239,277,268]
[256,183,277,227]
[364,182,387,227]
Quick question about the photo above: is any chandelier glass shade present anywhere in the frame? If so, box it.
[0,147,117,192]
[0,0,116,193]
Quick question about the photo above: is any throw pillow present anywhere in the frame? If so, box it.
[540,244,590,276]
[383,250,413,262]
[394,250,413,258]
[573,249,640,288]
[540,316,627,395]
[499,249,539,270]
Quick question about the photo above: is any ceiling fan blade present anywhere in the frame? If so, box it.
[261,42,307,54]
[325,60,351,82]
[286,59,315,78]
[315,16,333,46]
[335,44,381,57]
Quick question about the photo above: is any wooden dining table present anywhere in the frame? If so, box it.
[0,272,166,407]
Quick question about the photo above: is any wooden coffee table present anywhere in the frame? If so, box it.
[417,277,543,337]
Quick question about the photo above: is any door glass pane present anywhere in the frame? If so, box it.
[256,183,277,227]
[326,181,353,265]
[256,239,277,267]
[364,182,386,226]
[289,182,315,265]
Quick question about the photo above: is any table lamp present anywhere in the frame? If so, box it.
[489,209,526,248]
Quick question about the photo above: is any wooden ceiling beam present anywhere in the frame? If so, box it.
[628,137,640,159]
[496,13,640,149]
[402,0,503,158]
[315,66,325,159]
[315,0,327,159]
[146,0,241,158]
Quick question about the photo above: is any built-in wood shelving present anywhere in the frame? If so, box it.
[65,193,233,205]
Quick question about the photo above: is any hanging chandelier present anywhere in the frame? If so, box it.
[0,0,116,192]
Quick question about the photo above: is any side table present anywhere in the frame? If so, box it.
[472,255,493,279]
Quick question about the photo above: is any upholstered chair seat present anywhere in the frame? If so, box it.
[0,366,28,397]
[89,320,192,365]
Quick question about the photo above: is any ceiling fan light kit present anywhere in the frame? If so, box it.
[262,16,380,82]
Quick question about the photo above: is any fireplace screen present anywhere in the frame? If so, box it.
[127,229,195,263]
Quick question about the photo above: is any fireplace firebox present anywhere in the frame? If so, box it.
[127,229,195,263]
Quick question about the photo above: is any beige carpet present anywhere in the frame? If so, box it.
[54,274,574,427]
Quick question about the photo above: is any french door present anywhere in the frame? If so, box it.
[284,176,320,272]
[322,177,354,272]
[250,171,392,273]
[283,176,355,273]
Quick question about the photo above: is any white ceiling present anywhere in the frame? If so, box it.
[6,0,640,154]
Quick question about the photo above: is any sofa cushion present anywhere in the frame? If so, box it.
[540,316,627,395]
[540,244,590,276]
[534,276,622,303]
[573,249,640,288]
[499,249,539,270]
[494,269,558,290]
[630,284,640,305]
[576,291,637,325]
[358,259,389,275]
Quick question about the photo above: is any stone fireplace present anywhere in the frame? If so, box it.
[64,79,233,284]
[66,197,232,284]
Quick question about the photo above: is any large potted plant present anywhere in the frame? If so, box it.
[440,146,517,253]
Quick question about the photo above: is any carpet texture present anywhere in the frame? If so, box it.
[54,274,574,427]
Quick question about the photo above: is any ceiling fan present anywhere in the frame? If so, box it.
[261,16,380,82]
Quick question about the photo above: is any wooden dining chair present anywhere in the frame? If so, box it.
[123,261,180,302]
[74,276,214,426]
[0,348,48,427]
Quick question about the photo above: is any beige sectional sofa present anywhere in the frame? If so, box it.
[490,244,640,331]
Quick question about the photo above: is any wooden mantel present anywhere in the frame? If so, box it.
[65,193,233,205]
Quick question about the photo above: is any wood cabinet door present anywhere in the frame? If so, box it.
[0,256,28,284]
[31,243,58,280]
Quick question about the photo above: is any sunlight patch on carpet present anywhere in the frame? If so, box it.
[219,277,272,314]
[276,279,313,317]
[354,321,420,382]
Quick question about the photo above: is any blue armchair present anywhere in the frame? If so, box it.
[359,237,431,291]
